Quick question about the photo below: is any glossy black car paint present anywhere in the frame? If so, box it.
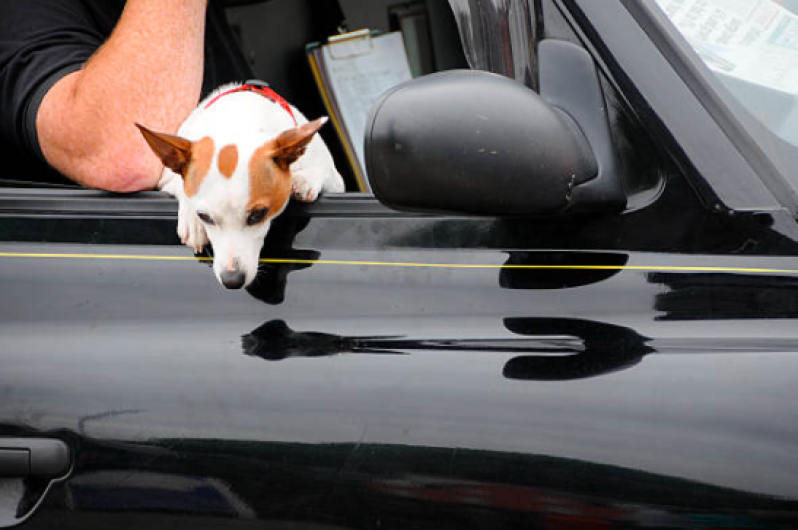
[3,0,798,529]
[4,188,798,529]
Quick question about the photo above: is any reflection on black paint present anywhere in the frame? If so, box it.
[650,272,798,320]
[64,470,254,517]
[241,320,406,360]
[241,319,589,361]
[248,215,319,305]
[242,316,798,382]
[34,435,798,529]
[502,317,798,380]
[499,251,629,289]
[240,318,657,383]
[502,318,653,381]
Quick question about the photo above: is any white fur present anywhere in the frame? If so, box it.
[157,83,345,288]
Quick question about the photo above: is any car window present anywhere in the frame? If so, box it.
[652,0,798,146]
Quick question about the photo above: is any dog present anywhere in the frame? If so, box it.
[136,82,345,289]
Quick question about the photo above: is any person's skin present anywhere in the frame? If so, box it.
[36,0,208,192]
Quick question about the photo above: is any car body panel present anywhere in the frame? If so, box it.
[2,212,798,527]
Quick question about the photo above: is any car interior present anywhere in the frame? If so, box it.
[225,0,469,192]
[0,0,469,194]
[0,0,677,221]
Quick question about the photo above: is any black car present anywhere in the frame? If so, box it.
[2,0,798,528]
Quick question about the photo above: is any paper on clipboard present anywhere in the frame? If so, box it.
[655,0,798,94]
[308,31,413,191]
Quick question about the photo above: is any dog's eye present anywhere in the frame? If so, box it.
[197,211,215,225]
[246,208,268,226]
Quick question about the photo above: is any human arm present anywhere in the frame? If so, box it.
[35,0,209,192]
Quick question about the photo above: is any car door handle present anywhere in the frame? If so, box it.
[0,438,71,478]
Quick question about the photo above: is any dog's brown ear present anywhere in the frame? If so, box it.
[272,117,328,171]
[136,123,193,176]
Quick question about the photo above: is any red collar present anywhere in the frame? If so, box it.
[203,83,297,125]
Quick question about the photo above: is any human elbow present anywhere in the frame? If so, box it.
[100,169,159,193]
[84,146,163,192]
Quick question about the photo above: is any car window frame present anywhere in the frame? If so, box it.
[0,185,398,219]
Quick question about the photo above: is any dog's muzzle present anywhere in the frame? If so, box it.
[220,260,246,289]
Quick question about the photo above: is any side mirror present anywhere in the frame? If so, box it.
[365,40,626,216]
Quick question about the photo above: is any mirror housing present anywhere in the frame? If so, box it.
[365,40,626,216]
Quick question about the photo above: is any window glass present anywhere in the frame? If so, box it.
[653,0,798,146]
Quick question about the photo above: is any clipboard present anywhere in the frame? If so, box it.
[307,29,414,192]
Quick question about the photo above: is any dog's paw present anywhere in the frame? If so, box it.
[291,169,324,203]
[177,203,209,253]
[185,218,209,254]
[292,166,345,203]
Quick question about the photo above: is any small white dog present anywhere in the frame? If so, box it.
[137,82,344,289]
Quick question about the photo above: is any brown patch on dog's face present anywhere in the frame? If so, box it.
[244,120,327,221]
[247,142,292,222]
[218,144,238,179]
[183,137,214,197]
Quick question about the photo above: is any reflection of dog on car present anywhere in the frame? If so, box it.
[137,82,344,289]
[241,320,408,361]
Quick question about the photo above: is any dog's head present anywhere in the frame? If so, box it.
[136,118,326,289]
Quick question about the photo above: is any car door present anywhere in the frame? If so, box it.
[2,0,798,529]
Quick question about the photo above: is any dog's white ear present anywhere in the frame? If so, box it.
[136,123,194,176]
[272,117,328,170]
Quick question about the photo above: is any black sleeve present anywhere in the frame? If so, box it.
[0,0,108,163]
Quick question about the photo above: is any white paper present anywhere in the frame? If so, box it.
[655,0,798,94]
[321,32,413,179]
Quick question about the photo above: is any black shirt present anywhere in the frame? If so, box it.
[0,0,253,185]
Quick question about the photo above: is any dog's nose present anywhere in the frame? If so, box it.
[220,269,246,289]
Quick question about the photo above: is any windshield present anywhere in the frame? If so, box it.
[653,0,798,147]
